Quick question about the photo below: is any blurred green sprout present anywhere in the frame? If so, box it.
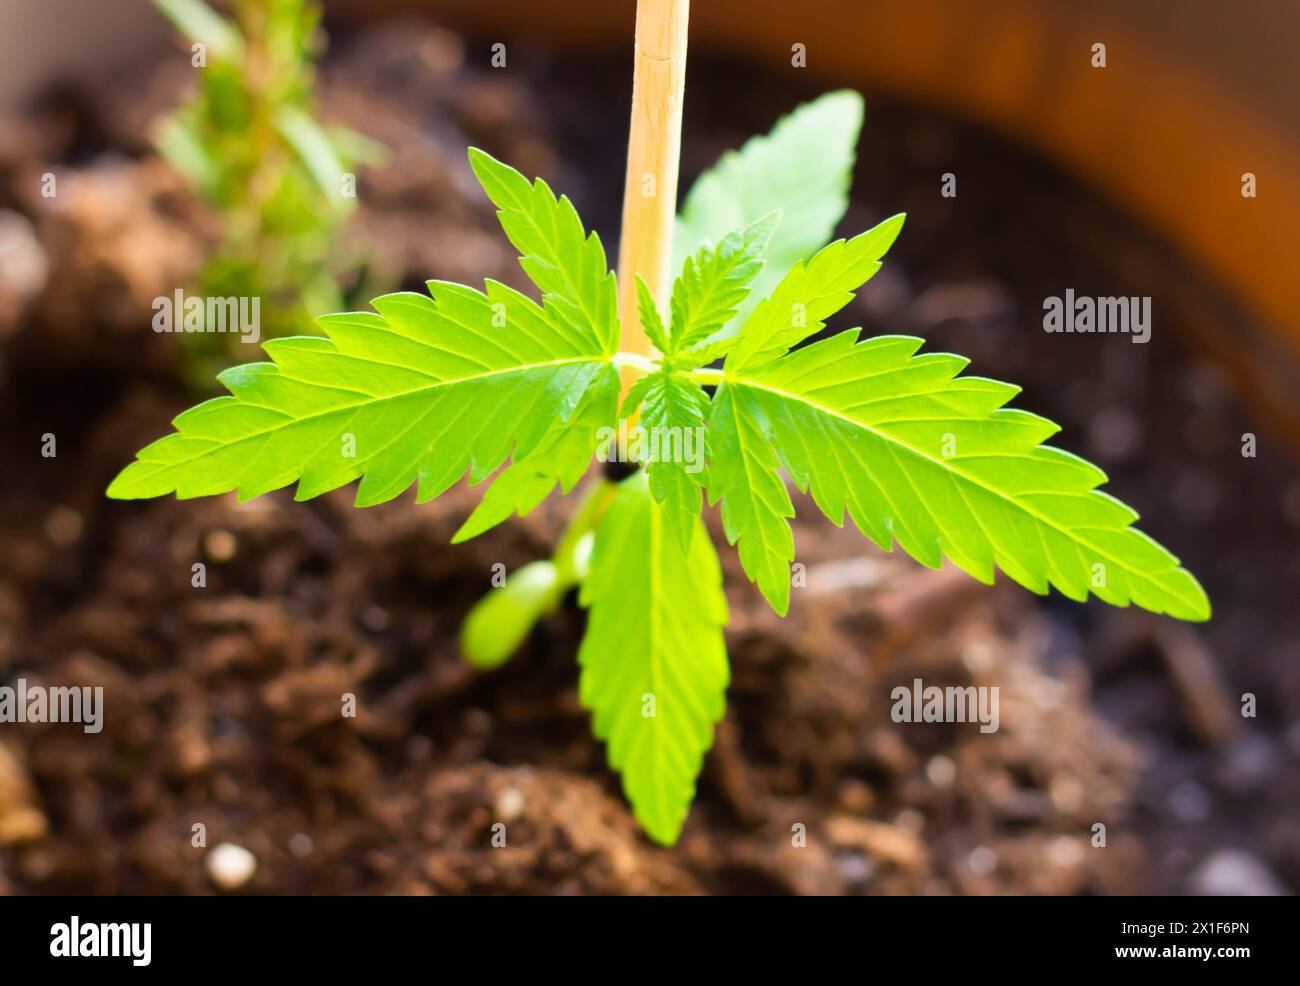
[153,0,385,379]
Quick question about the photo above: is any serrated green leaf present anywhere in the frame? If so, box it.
[716,331,1211,622]
[452,371,619,542]
[673,90,864,341]
[635,372,710,552]
[635,275,671,354]
[578,472,729,845]
[107,279,616,505]
[469,147,619,356]
[669,212,778,357]
[110,150,620,509]
[705,381,795,615]
[725,214,905,374]
[620,373,655,419]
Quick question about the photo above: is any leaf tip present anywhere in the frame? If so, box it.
[874,211,907,248]
[823,88,866,119]
[449,521,478,545]
[636,809,685,847]
[104,471,136,500]
[763,577,791,617]
[747,208,783,245]
[1174,570,1213,623]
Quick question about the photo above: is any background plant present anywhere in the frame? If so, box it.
[153,0,383,380]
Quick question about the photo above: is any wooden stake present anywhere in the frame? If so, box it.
[616,0,690,388]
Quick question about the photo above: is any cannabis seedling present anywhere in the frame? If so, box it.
[153,0,382,375]
[110,17,1208,846]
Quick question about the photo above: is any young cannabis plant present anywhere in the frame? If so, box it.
[108,92,1209,845]
[153,0,382,376]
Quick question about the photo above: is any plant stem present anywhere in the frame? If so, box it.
[685,366,724,385]
[611,352,658,376]
[552,478,617,588]
[612,352,723,389]
[616,0,690,397]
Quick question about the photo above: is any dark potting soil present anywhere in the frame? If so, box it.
[0,19,1296,895]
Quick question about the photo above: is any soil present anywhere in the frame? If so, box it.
[0,19,1296,895]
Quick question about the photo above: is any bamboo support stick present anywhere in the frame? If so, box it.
[616,0,690,392]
